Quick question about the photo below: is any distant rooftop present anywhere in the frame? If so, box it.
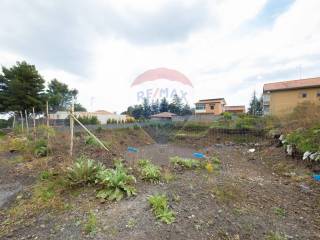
[196,98,226,104]
[263,77,320,92]
[225,105,245,111]
[151,112,177,118]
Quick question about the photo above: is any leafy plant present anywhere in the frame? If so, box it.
[96,161,136,201]
[84,135,100,146]
[170,156,200,169]
[148,194,175,224]
[138,159,161,182]
[33,139,48,157]
[67,156,104,185]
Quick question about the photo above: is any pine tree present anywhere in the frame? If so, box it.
[248,91,263,116]
[142,98,152,118]
[159,97,169,112]
[169,94,183,115]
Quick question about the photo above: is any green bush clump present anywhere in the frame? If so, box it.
[148,194,175,224]
[170,156,200,169]
[84,135,100,146]
[96,161,136,201]
[182,122,210,131]
[138,159,161,182]
[286,127,320,153]
[77,116,100,125]
[67,156,104,186]
[33,139,48,157]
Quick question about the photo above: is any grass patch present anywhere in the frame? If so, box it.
[273,207,286,218]
[265,231,288,240]
[211,182,244,203]
[148,194,175,224]
[162,168,175,183]
[84,211,97,235]
[170,156,200,169]
[137,159,161,183]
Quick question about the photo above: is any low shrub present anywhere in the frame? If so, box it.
[67,156,104,186]
[148,194,175,224]
[286,126,320,153]
[137,159,161,182]
[77,116,100,125]
[170,156,200,169]
[96,161,136,201]
[84,135,100,146]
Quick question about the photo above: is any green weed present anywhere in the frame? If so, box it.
[265,231,288,240]
[137,159,161,183]
[67,156,104,186]
[148,194,175,224]
[170,156,200,169]
[273,207,286,218]
[84,211,97,234]
[96,161,136,201]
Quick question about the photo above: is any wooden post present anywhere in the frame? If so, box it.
[46,101,49,128]
[20,111,24,132]
[69,100,74,157]
[70,113,109,152]
[12,114,16,129]
[32,107,36,137]
[25,110,29,134]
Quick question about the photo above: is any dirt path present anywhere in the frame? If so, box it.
[1,143,319,240]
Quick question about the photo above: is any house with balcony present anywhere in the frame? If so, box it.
[263,77,320,116]
[195,98,226,115]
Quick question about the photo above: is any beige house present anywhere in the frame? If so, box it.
[263,77,320,116]
[195,98,245,115]
[49,110,128,123]
[195,98,226,115]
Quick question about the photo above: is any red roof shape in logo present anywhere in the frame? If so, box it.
[131,68,193,87]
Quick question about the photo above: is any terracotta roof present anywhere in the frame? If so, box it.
[94,110,112,114]
[225,105,245,111]
[151,112,177,118]
[196,98,226,104]
[263,77,320,92]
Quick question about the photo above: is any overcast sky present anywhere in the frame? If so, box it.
[1,0,320,112]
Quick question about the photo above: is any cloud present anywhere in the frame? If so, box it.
[1,0,319,112]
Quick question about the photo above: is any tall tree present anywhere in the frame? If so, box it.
[169,94,183,115]
[159,97,169,112]
[181,104,192,116]
[142,98,152,118]
[46,79,78,112]
[0,61,45,113]
[151,99,160,115]
[248,91,263,116]
[131,105,144,119]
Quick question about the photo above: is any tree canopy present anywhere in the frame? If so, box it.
[248,91,263,116]
[0,61,45,113]
[124,96,193,119]
[47,79,78,112]
[0,61,87,114]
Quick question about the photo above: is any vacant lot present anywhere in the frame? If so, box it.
[0,127,319,240]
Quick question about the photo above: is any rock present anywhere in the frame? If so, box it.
[0,182,22,209]
[279,134,285,141]
[303,151,312,160]
[248,148,255,153]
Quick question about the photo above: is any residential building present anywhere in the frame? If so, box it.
[263,77,320,116]
[150,112,177,121]
[224,105,246,114]
[49,110,127,123]
[195,98,226,115]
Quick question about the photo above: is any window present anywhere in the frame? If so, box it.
[196,103,205,110]
[210,105,214,110]
[301,92,307,98]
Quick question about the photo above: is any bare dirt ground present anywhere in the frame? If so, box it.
[0,129,320,240]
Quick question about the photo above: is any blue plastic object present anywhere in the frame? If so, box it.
[193,152,206,159]
[313,175,320,181]
[127,146,138,153]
